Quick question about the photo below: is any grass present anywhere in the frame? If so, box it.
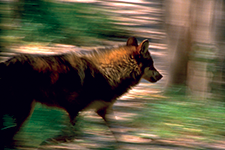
[129,93,225,142]
[14,104,71,147]
[3,89,225,149]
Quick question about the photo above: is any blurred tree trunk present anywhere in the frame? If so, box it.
[187,0,216,98]
[164,0,191,89]
[165,0,217,98]
[212,0,225,98]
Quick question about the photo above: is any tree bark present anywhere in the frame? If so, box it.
[165,0,191,88]
[165,0,217,98]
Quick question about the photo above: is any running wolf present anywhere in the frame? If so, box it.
[0,37,162,145]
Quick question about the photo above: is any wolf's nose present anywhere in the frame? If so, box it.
[157,74,163,80]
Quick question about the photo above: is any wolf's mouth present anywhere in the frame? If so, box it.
[150,77,157,83]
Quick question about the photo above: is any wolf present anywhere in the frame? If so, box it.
[0,37,162,146]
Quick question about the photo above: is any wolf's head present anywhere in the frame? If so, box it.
[126,37,163,83]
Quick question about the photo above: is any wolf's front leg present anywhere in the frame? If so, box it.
[96,106,122,142]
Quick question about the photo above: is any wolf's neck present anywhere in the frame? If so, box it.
[98,59,142,99]
[98,56,142,87]
[85,46,142,87]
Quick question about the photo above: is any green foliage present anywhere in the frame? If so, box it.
[4,1,130,46]
[2,114,16,130]
[3,92,225,148]
[15,103,73,147]
[130,94,225,141]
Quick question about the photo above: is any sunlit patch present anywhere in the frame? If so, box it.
[11,44,80,55]
[120,82,165,100]
[120,95,134,100]
[114,0,146,3]
[164,123,184,127]
[114,112,137,121]
[114,101,144,108]
[111,2,137,7]
[118,135,152,143]
[59,0,98,3]
[183,128,202,132]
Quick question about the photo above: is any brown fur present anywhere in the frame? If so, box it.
[0,37,162,146]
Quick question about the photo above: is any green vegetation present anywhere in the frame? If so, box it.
[14,91,225,148]
[2,1,130,47]
[15,104,71,147]
[129,92,225,142]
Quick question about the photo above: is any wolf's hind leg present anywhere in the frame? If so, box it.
[14,100,35,129]
[1,100,35,147]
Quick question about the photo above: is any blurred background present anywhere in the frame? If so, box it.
[0,0,225,149]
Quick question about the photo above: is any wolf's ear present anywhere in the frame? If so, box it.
[138,39,149,54]
[126,37,138,46]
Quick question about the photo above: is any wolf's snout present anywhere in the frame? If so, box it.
[151,70,163,83]
[156,72,163,81]
[142,67,163,83]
